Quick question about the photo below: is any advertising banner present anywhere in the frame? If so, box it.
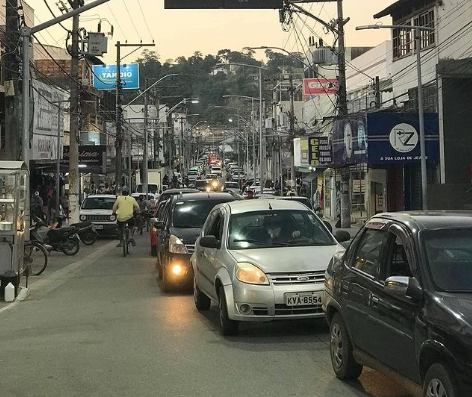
[32,80,67,137]
[307,136,332,167]
[92,64,140,90]
[32,135,61,161]
[303,78,338,96]
[63,145,106,166]
[332,112,439,166]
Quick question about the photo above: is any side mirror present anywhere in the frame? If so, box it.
[200,235,220,249]
[334,230,351,243]
[154,221,164,230]
[385,276,423,301]
[323,221,333,234]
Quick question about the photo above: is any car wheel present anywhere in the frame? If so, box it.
[423,363,458,397]
[218,286,238,336]
[194,275,210,311]
[330,313,363,380]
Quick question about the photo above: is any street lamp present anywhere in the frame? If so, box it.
[356,24,434,210]
[216,62,268,192]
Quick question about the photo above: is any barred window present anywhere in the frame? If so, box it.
[393,22,412,59]
[414,9,435,50]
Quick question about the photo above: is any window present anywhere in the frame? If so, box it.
[81,197,116,210]
[393,22,412,59]
[172,200,230,228]
[414,9,435,50]
[384,235,413,280]
[351,229,386,278]
[208,212,223,241]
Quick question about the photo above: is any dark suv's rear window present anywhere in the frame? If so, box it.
[172,200,231,228]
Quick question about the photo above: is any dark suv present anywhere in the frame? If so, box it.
[323,212,472,397]
[155,192,239,291]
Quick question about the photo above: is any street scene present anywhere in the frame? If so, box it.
[0,1,471,397]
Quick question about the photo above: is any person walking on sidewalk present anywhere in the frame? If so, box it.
[112,186,140,248]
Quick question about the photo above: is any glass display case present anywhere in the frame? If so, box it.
[0,162,27,277]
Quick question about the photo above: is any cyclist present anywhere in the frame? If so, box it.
[112,186,140,247]
[137,195,149,235]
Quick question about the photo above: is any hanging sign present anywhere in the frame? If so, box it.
[92,64,140,90]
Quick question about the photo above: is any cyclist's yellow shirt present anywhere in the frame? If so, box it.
[113,195,139,222]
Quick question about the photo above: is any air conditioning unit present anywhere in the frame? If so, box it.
[311,47,338,66]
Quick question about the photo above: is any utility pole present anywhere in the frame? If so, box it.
[115,41,155,189]
[143,79,149,195]
[337,0,351,228]
[375,76,381,109]
[69,0,81,224]
[288,74,296,194]
[3,0,21,160]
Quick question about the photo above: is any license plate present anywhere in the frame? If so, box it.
[94,225,104,230]
[285,292,323,306]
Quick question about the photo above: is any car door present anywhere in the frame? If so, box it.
[195,210,217,298]
[367,223,419,381]
[342,221,389,355]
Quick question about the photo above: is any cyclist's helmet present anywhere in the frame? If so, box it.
[121,186,130,195]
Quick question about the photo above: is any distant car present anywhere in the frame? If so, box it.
[324,212,472,397]
[155,192,239,291]
[211,166,222,176]
[276,196,313,210]
[192,199,350,335]
[187,170,199,181]
[136,183,159,195]
[223,181,240,194]
[195,180,208,192]
[157,188,197,205]
[79,195,117,236]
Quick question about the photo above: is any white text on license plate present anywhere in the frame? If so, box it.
[94,224,104,230]
[285,292,323,306]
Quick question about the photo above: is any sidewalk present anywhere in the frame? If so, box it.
[0,239,115,311]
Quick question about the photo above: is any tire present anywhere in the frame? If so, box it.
[423,363,459,397]
[123,228,128,257]
[329,313,363,380]
[218,286,238,336]
[61,237,80,256]
[24,242,48,276]
[81,231,97,245]
[194,274,210,311]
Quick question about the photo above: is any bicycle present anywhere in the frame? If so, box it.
[24,240,49,276]
[122,221,131,257]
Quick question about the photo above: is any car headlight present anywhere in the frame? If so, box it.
[236,262,269,285]
[110,215,116,221]
[80,215,86,221]
[212,181,218,187]
[169,235,188,254]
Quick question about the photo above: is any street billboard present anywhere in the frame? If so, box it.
[332,112,439,166]
[303,78,338,96]
[92,64,140,90]
[165,0,283,8]
[63,145,106,167]
[308,136,332,167]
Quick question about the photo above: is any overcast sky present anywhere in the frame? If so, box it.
[32,0,394,63]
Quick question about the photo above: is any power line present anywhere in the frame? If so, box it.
[121,0,141,40]
[137,0,154,40]
[106,3,127,40]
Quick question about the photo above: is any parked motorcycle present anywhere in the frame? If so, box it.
[31,218,80,256]
[70,221,98,246]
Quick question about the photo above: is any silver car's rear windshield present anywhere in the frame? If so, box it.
[228,210,335,250]
[423,228,472,292]
[82,197,116,210]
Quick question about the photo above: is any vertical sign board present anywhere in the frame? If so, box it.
[165,0,283,8]
[308,136,332,167]
[92,64,140,90]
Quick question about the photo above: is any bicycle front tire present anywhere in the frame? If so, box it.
[24,241,48,276]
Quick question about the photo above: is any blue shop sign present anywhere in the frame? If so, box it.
[332,112,439,166]
[92,64,140,90]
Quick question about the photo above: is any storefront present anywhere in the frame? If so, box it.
[332,111,439,219]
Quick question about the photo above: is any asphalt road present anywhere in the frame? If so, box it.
[0,234,414,397]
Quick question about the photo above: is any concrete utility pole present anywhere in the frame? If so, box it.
[115,41,155,188]
[3,0,20,160]
[337,0,351,228]
[143,79,149,196]
[69,0,81,224]
[288,74,296,194]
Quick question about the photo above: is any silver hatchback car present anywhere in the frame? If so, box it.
[191,199,349,335]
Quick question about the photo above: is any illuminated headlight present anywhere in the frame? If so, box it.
[110,215,116,221]
[171,264,183,275]
[236,262,269,285]
[80,215,87,221]
[212,181,218,187]
[206,187,211,193]
[169,235,188,254]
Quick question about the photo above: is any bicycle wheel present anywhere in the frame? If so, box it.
[122,227,128,257]
[24,241,48,276]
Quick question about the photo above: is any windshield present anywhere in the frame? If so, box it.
[172,200,230,228]
[137,184,158,193]
[228,210,335,250]
[423,229,472,292]
[82,197,116,210]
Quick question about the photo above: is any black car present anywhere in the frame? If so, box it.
[157,188,197,205]
[155,192,239,291]
[323,212,472,397]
